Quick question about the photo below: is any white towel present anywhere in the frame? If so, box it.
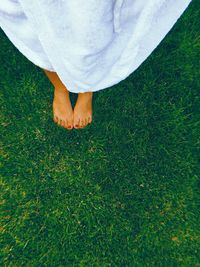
[0,0,192,93]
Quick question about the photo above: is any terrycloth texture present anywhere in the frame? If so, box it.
[0,0,192,93]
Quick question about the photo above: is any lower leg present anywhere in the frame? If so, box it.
[43,69,69,93]
[42,68,74,129]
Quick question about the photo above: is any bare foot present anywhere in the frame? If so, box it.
[73,92,93,129]
[53,86,74,130]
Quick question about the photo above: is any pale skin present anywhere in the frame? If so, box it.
[43,68,93,130]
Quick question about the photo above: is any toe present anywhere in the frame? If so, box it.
[64,120,69,129]
[60,119,65,128]
[70,120,74,129]
[57,119,61,126]
[81,119,85,127]
[65,120,69,128]
[60,119,64,127]
[88,116,92,124]
[54,116,58,123]
[66,120,73,130]
[78,119,84,128]
[63,120,67,128]
[68,125,73,130]
[74,118,80,128]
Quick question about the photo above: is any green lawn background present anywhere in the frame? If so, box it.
[0,1,199,266]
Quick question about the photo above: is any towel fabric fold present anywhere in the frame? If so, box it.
[0,0,192,93]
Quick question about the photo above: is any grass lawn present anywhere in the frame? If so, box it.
[0,1,199,266]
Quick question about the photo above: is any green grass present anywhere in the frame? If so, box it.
[0,1,199,266]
